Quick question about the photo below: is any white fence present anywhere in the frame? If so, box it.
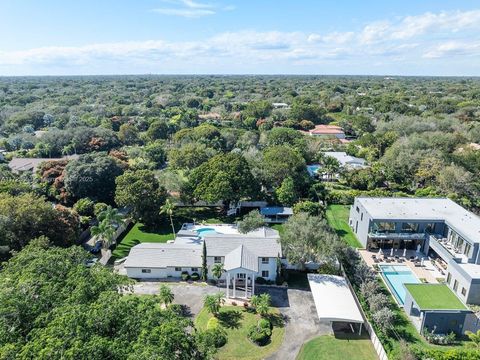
[343,268,389,360]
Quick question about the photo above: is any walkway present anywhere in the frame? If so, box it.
[263,287,332,360]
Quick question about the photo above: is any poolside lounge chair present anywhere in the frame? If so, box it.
[373,258,380,263]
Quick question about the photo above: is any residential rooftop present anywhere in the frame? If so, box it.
[205,236,282,258]
[356,197,480,244]
[309,124,344,135]
[124,243,202,269]
[405,284,468,311]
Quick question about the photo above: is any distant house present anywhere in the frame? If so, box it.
[8,155,79,174]
[323,152,367,170]
[260,206,293,223]
[305,125,346,139]
[272,102,290,109]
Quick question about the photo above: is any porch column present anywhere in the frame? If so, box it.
[252,271,255,297]
[233,275,236,298]
[226,272,230,298]
[359,323,362,335]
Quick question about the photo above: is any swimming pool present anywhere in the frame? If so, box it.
[379,265,420,305]
[196,228,219,237]
[307,164,321,177]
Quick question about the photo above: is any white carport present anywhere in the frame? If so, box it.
[307,274,364,334]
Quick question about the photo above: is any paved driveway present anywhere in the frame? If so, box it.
[131,281,221,317]
[260,287,332,360]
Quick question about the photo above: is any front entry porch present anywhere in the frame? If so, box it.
[225,269,256,299]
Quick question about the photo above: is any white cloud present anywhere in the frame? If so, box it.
[152,0,232,18]
[1,8,480,75]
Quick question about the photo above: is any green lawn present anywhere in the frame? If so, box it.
[112,222,174,258]
[112,207,238,259]
[195,306,285,360]
[404,284,467,310]
[271,224,284,235]
[325,204,362,248]
[296,334,377,360]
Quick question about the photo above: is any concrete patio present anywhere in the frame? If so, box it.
[358,248,445,283]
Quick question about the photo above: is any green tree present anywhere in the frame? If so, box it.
[159,284,175,307]
[91,219,116,249]
[275,177,299,206]
[160,199,176,239]
[204,292,225,317]
[185,153,259,207]
[115,170,167,228]
[237,210,265,234]
[466,330,480,348]
[64,153,123,203]
[280,213,342,270]
[261,145,307,189]
[201,240,208,282]
[211,263,224,281]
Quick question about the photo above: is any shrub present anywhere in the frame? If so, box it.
[191,272,200,281]
[205,327,227,348]
[73,198,95,216]
[368,293,390,313]
[207,317,220,330]
[423,328,456,345]
[256,277,267,284]
[247,319,272,346]
[181,271,190,281]
[94,202,108,217]
[372,308,395,334]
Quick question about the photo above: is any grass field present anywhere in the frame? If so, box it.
[112,207,237,259]
[296,334,377,360]
[195,306,285,360]
[112,222,174,258]
[405,284,467,310]
[325,204,362,248]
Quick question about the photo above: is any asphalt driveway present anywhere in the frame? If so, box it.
[261,287,332,360]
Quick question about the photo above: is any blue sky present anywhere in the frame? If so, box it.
[1,0,480,75]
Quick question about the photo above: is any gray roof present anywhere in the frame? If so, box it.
[124,243,202,268]
[260,207,293,216]
[356,197,480,244]
[206,236,282,258]
[8,155,79,173]
[224,245,258,272]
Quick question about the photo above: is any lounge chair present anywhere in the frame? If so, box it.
[373,258,380,263]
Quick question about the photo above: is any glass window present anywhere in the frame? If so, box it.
[191,267,198,272]
[447,273,451,284]
[402,223,419,233]
[464,242,472,257]
[214,256,222,263]
[261,257,269,264]
[175,267,181,272]
[461,287,467,296]
[453,279,459,292]
[373,222,396,233]
[237,273,246,279]
[141,269,151,273]
[361,213,363,221]
[425,223,436,233]
[262,270,269,278]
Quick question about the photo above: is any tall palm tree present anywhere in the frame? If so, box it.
[160,199,176,239]
[159,284,175,308]
[91,219,116,249]
[98,206,123,225]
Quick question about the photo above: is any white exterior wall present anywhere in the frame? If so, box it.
[206,256,277,281]
[349,199,371,248]
[125,266,201,279]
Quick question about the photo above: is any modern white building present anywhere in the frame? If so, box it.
[124,224,282,298]
[349,197,480,304]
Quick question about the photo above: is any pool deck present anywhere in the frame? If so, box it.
[359,249,444,284]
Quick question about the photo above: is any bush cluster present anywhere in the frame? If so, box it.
[247,319,272,346]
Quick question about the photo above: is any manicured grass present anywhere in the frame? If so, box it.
[296,334,377,360]
[195,306,285,360]
[404,284,467,310]
[112,222,174,258]
[271,224,284,235]
[112,207,238,259]
[325,204,362,248]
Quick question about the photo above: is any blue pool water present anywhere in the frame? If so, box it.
[379,265,420,305]
[307,164,321,177]
[196,228,219,237]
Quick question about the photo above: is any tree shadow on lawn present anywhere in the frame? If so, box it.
[264,312,286,328]
[138,223,173,235]
[218,309,243,329]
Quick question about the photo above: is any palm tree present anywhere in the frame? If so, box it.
[211,263,224,282]
[466,330,480,348]
[256,293,271,317]
[98,206,123,225]
[159,284,175,307]
[91,219,116,249]
[160,199,176,239]
[204,292,225,317]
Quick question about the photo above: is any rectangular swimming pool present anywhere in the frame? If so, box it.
[379,265,420,305]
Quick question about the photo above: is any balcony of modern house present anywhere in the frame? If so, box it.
[428,234,470,264]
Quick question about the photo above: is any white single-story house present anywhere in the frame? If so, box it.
[124,224,282,297]
[323,151,367,170]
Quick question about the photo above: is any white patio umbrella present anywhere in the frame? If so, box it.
[421,258,425,267]
[403,247,407,257]
[390,248,394,257]
[378,248,383,256]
